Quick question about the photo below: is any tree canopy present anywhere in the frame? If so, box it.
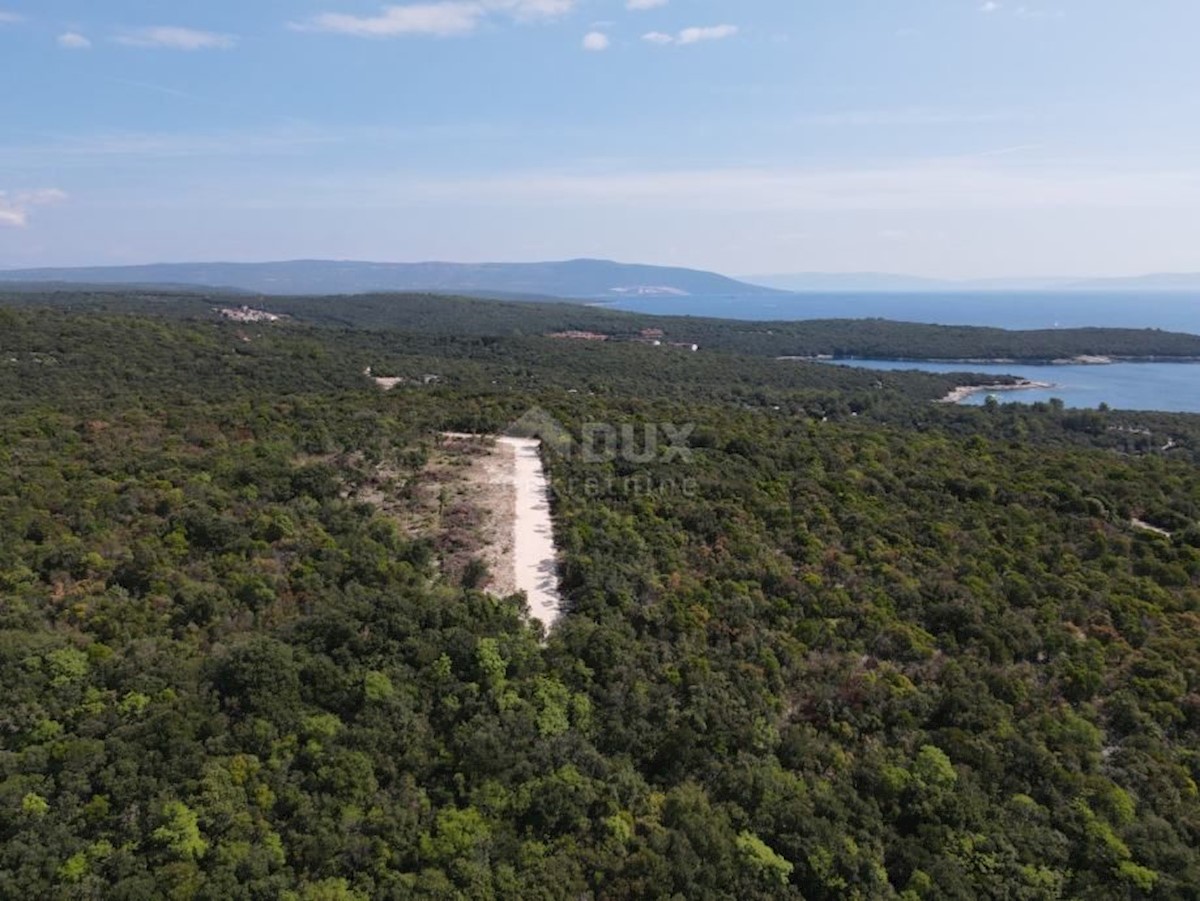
[1,300,1198,898]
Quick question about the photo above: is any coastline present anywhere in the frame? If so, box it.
[938,379,1054,404]
[783,354,1200,366]
[794,356,1200,413]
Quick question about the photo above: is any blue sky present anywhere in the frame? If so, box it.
[2,0,1199,277]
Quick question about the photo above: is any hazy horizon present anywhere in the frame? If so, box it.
[4,1,1200,278]
[2,256,1198,286]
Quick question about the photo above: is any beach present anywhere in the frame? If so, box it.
[938,379,1054,404]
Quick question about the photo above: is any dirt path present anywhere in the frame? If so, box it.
[442,434,562,630]
[1132,518,1173,539]
[500,437,562,630]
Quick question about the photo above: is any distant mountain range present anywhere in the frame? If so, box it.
[4,259,1200,299]
[0,259,784,299]
[743,272,1200,292]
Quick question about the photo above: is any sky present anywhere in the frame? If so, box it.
[2,1,1200,278]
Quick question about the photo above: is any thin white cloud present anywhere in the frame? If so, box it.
[643,24,738,46]
[115,27,237,50]
[0,123,527,169]
[0,11,23,24]
[105,78,211,104]
[349,159,1200,214]
[502,0,575,19]
[626,0,668,9]
[58,32,92,49]
[981,3,1065,19]
[973,143,1043,157]
[582,31,610,51]
[795,107,1013,127]
[1015,6,1065,19]
[0,128,343,166]
[294,0,576,37]
[678,24,737,45]
[0,189,68,228]
[294,3,484,37]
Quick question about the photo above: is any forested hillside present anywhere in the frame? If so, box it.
[1,306,1199,898]
[6,288,1200,363]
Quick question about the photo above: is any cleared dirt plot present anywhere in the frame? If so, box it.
[424,434,562,630]
[503,436,562,629]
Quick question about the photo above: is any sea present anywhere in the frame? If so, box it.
[602,291,1200,413]
[825,360,1200,414]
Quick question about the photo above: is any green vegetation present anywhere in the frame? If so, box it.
[1,301,1199,898]
[6,287,1200,362]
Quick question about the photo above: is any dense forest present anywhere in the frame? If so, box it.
[7,288,1200,362]
[2,302,1199,898]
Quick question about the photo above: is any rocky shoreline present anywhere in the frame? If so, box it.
[938,379,1055,404]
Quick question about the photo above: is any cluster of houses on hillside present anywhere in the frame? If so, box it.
[548,327,699,352]
[217,306,282,323]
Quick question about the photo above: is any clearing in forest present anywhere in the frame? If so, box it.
[435,434,563,630]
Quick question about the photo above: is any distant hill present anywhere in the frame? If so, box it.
[11,262,1199,298]
[0,280,247,296]
[0,259,784,299]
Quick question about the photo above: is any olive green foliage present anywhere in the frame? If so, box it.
[1,305,1198,898]
[7,287,1200,361]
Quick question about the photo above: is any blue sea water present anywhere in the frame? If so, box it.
[601,291,1200,413]
[603,291,1200,333]
[824,360,1200,414]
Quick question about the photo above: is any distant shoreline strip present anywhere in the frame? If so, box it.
[938,380,1054,404]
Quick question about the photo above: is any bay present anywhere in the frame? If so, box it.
[823,359,1200,413]
[604,290,1200,413]
[604,291,1200,333]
